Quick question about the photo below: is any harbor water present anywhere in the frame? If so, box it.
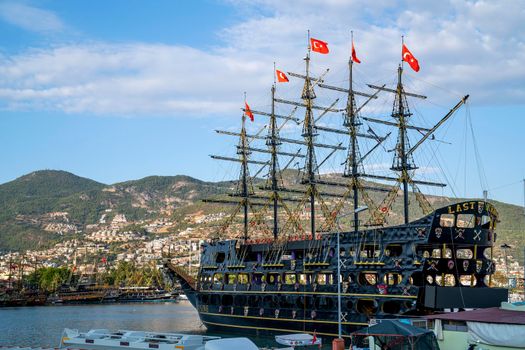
[0,301,334,349]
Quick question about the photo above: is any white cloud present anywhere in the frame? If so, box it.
[0,0,523,116]
[0,2,64,33]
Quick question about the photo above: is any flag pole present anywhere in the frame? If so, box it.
[243,91,247,122]
[307,29,311,57]
[401,35,405,70]
[350,30,354,86]
[273,61,276,86]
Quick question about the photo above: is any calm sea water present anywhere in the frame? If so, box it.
[0,301,334,349]
[0,301,204,348]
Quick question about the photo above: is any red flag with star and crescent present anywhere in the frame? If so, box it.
[276,69,289,82]
[351,40,361,64]
[402,44,420,72]
[244,102,254,122]
[310,38,329,54]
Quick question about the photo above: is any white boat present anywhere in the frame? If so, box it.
[59,329,221,350]
[204,338,261,350]
[177,293,189,301]
[275,334,322,348]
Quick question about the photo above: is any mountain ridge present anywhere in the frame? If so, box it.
[0,170,523,260]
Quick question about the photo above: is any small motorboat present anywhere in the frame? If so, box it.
[59,329,221,350]
[177,293,189,301]
[275,334,322,348]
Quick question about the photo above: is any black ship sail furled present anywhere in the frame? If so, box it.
[167,33,508,338]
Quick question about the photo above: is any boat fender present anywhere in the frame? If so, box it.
[311,310,317,319]
[259,307,264,316]
[275,309,280,318]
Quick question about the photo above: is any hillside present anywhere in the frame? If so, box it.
[0,170,523,260]
[0,170,232,251]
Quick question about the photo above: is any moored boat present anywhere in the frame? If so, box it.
[60,329,221,350]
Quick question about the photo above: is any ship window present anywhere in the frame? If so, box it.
[213,273,223,284]
[360,244,380,258]
[316,273,333,285]
[483,248,492,259]
[298,273,308,285]
[248,295,260,305]
[440,214,455,227]
[339,247,346,257]
[460,275,476,287]
[445,274,456,286]
[238,273,249,284]
[267,273,281,285]
[443,248,452,259]
[252,273,265,285]
[409,271,424,286]
[385,244,403,257]
[221,294,233,306]
[382,300,402,314]
[435,274,456,287]
[457,214,475,228]
[210,294,220,305]
[216,252,226,263]
[225,274,237,285]
[284,273,296,285]
[432,249,442,258]
[384,273,402,286]
[356,299,378,315]
[358,272,378,286]
[426,275,434,285]
[481,215,491,229]
[234,295,246,306]
[456,249,473,259]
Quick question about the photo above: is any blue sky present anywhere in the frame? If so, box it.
[0,0,524,207]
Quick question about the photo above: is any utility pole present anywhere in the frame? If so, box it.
[501,243,512,291]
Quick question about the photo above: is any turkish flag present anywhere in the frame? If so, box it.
[351,41,361,64]
[276,69,289,82]
[310,38,329,54]
[244,102,254,122]
[402,44,420,72]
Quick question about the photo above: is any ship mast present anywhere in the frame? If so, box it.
[366,37,469,225]
[301,32,318,238]
[268,82,280,239]
[239,111,250,239]
[344,31,360,232]
[392,64,414,224]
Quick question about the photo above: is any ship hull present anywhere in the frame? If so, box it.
[199,311,356,338]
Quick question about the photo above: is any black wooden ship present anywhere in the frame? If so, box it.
[167,34,508,338]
